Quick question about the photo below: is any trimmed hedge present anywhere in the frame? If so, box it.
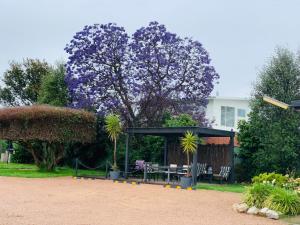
[0,105,96,143]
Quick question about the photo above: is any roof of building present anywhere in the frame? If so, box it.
[208,96,250,101]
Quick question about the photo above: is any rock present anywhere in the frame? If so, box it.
[258,207,269,216]
[232,203,249,213]
[247,206,259,215]
[266,210,279,220]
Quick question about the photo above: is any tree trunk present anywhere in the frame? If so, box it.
[187,152,190,176]
[113,138,117,169]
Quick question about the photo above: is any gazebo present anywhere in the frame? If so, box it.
[124,127,235,185]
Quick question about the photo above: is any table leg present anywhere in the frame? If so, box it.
[167,169,170,183]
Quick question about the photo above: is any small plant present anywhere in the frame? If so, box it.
[180,131,198,177]
[244,183,273,208]
[265,188,300,215]
[105,114,122,171]
[252,172,288,187]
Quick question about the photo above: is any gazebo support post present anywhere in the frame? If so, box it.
[124,134,129,179]
[163,136,168,166]
[229,134,235,183]
[192,143,198,186]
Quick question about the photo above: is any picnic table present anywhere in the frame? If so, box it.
[144,164,191,184]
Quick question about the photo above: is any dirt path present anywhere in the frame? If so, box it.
[0,177,284,225]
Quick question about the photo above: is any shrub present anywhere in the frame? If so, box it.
[11,143,34,164]
[265,188,300,215]
[244,183,274,208]
[252,172,288,187]
[0,105,96,170]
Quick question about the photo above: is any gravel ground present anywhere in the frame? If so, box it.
[0,177,284,225]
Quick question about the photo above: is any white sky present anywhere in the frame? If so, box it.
[1,0,300,97]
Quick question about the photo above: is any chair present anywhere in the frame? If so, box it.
[176,164,190,180]
[197,163,207,180]
[213,166,231,183]
[135,160,145,171]
[165,164,177,183]
[147,163,159,181]
[129,160,145,177]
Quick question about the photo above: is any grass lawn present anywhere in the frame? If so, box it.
[196,182,247,193]
[0,162,105,178]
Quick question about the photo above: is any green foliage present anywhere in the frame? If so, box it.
[165,114,198,127]
[181,131,198,155]
[0,59,50,106]
[237,48,300,181]
[180,131,198,175]
[244,183,274,208]
[105,114,122,141]
[252,172,289,187]
[105,114,122,170]
[38,62,68,106]
[11,142,34,164]
[265,188,300,215]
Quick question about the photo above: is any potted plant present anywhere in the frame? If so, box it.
[105,114,122,180]
[180,131,198,188]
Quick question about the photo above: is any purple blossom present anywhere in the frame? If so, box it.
[65,22,219,126]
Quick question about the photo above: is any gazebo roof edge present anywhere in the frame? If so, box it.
[125,126,235,137]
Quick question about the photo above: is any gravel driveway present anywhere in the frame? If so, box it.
[0,177,284,225]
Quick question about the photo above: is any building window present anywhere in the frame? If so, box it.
[221,106,235,127]
[238,108,246,117]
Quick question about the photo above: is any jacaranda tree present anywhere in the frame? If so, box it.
[65,22,219,126]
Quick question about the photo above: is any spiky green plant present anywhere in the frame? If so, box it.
[105,114,122,171]
[265,187,300,215]
[244,183,274,208]
[180,131,198,176]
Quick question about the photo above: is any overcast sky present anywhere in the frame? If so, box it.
[1,0,300,97]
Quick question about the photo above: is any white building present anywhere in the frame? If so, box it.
[205,96,250,132]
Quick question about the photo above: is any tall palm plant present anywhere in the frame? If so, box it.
[180,131,198,176]
[105,114,122,170]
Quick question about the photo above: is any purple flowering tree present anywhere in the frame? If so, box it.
[65,22,219,126]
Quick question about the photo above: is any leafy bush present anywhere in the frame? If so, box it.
[252,172,289,186]
[11,143,34,164]
[164,114,198,127]
[265,188,300,215]
[244,183,274,208]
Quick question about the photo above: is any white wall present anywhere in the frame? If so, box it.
[205,97,250,131]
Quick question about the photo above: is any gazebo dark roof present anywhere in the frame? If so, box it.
[126,126,235,137]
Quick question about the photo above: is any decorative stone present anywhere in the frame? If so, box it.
[247,206,259,215]
[258,207,269,216]
[232,203,249,213]
[266,210,279,220]
[266,210,279,219]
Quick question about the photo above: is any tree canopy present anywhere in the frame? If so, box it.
[237,48,300,181]
[65,22,219,126]
[0,59,50,106]
[38,62,69,106]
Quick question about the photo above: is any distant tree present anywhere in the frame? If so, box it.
[65,22,219,126]
[165,114,198,127]
[0,59,50,106]
[38,62,69,106]
[237,48,300,181]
